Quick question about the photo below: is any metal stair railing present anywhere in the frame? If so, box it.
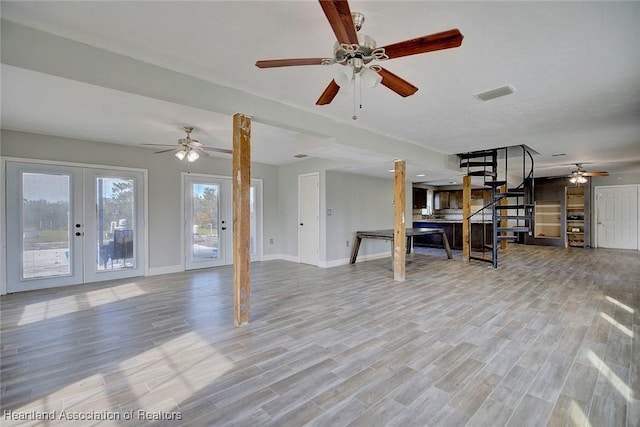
[462,145,534,267]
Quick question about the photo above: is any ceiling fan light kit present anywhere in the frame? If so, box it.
[255,0,463,113]
[569,175,587,185]
[567,163,609,185]
[174,148,199,162]
[142,126,232,163]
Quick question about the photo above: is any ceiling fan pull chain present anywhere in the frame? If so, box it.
[352,74,358,120]
[359,74,363,111]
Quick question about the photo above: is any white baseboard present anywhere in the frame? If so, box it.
[321,252,390,268]
[262,254,299,263]
[263,252,390,268]
[147,264,184,276]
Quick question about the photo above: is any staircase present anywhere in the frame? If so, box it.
[458,145,534,268]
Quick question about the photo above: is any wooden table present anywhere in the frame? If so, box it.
[349,228,453,264]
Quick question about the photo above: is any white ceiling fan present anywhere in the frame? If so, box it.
[143,126,232,162]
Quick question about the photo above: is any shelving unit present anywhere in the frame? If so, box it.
[566,186,585,247]
[534,200,561,238]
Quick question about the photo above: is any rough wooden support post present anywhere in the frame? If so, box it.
[462,175,471,261]
[233,113,251,327]
[500,184,508,250]
[393,160,406,281]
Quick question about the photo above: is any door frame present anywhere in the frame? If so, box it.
[183,174,230,270]
[2,157,148,294]
[593,184,640,250]
[0,157,5,295]
[83,167,146,283]
[5,162,84,291]
[181,172,263,270]
[298,172,320,266]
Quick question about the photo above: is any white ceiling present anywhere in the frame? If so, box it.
[1,1,639,182]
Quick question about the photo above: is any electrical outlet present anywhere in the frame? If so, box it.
[346,240,349,247]
[269,238,274,245]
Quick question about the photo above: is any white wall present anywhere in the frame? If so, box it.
[326,171,406,263]
[276,157,352,262]
[273,159,411,266]
[1,130,280,273]
[591,172,640,187]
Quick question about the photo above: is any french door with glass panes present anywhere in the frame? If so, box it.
[5,162,145,292]
[184,175,261,270]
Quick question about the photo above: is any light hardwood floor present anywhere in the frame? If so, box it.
[1,244,638,426]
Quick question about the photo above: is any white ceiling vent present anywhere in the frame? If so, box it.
[474,85,515,101]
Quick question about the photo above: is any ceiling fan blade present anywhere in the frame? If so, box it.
[256,58,326,68]
[201,147,233,154]
[316,80,340,105]
[142,143,178,148]
[377,68,418,97]
[319,0,359,45]
[381,29,463,60]
[153,148,179,154]
[582,171,609,177]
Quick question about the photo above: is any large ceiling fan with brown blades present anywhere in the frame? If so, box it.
[255,0,463,106]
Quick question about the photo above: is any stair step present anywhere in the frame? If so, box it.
[497,204,534,209]
[459,150,497,160]
[497,226,530,233]
[494,191,525,199]
[496,215,532,220]
[460,161,496,168]
[485,180,507,187]
[497,236,519,242]
[468,171,497,177]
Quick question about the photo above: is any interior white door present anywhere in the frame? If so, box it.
[596,186,639,250]
[6,162,84,292]
[299,173,319,266]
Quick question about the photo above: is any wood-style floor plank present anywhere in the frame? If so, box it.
[1,244,638,426]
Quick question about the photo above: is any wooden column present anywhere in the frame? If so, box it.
[393,160,406,281]
[500,184,508,250]
[462,175,471,261]
[233,113,251,326]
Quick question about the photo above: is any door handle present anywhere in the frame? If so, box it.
[300,223,304,226]
[75,232,84,236]
[221,227,227,231]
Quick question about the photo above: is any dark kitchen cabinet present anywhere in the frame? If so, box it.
[434,192,450,209]
[413,221,492,250]
[434,191,466,210]
[449,192,463,209]
[413,188,427,209]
